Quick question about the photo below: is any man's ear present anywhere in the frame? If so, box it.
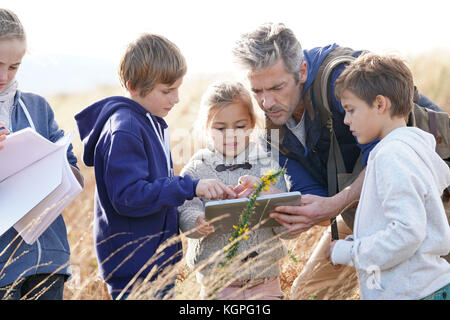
[298,60,308,84]
[374,95,391,114]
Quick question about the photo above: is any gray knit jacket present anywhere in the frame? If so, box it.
[178,141,296,282]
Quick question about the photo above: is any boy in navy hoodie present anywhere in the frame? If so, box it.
[75,34,235,300]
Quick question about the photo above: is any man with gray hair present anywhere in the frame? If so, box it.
[232,22,443,299]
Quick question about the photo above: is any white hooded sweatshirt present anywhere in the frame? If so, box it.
[332,126,450,300]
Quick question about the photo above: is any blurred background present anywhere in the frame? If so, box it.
[5,0,450,96]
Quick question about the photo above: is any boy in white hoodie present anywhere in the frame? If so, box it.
[327,53,450,300]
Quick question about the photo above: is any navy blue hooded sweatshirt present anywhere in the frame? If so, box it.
[75,96,198,294]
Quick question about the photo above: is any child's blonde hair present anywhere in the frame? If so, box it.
[196,81,256,132]
[0,8,26,41]
[119,33,187,97]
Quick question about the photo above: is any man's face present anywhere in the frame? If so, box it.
[248,59,306,125]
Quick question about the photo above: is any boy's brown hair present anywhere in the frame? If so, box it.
[119,33,187,97]
[335,53,414,118]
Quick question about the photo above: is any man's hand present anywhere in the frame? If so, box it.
[196,179,236,200]
[269,194,337,236]
[269,168,364,236]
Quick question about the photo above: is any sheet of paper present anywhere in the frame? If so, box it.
[0,128,61,182]
[0,129,82,244]
[14,136,83,244]
[0,148,63,237]
[12,147,67,243]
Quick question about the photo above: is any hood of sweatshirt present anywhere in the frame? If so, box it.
[74,96,167,167]
[377,126,450,192]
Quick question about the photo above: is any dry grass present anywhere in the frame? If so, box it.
[408,50,450,112]
[39,52,450,300]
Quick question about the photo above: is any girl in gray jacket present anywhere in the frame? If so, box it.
[178,81,296,300]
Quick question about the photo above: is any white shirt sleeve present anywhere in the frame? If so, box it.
[331,239,354,266]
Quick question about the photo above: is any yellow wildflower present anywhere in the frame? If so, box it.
[221,168,286,268]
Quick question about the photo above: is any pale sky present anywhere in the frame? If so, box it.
[3,0,450,94]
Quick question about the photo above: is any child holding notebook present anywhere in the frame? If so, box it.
[0,8,81,300]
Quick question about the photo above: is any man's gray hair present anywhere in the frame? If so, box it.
[232,23,303,81]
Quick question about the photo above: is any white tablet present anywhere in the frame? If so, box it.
[204,191,301,234]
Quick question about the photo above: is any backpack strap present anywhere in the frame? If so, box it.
[311,47,360,240]
[312,46,358,128]
[427,109,440,154]
[312,47,359,198]
[425,108,450,196]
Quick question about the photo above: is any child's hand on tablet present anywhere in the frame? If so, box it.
[196,179,236,200]
[195,213,215,236]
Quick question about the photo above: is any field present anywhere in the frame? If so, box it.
[44,52,450,300]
